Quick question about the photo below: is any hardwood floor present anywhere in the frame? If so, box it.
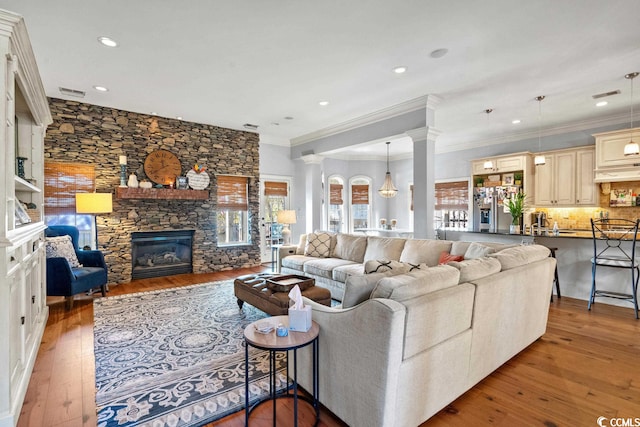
[18,267,640,427]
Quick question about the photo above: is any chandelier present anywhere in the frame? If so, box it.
[623,72,639,156]
[378,141,398,198]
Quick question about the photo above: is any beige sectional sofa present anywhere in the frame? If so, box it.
[280,232,556,427]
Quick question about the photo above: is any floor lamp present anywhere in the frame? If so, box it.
[277,210,297,245]
[76,193,113,250]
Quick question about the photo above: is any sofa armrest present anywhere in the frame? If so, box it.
[297,297,406,427]
[277,245,298,270]
[46,257,75,295]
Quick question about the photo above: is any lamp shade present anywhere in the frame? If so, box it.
[75,193,113,214]
[276,210,297,225]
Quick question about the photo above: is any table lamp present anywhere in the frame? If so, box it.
[277,210,297,245]
[76,192,113,249]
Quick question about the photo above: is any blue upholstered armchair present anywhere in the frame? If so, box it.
[45,225,108,310]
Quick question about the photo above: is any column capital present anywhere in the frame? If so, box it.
[405,126,442,143]
[426,94,443,111]
[301,154,324,164]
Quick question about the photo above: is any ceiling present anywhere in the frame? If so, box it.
[2,1,640,160]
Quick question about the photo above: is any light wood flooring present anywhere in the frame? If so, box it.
[17,266,640,427]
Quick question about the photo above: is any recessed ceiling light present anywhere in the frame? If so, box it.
[429,48,449,59]
[97,36,118,47]
[150,112,157,115]
[271,122,280,126]
[93,85,108,92]
[512,119,521,124]
[318,101,329,106]
[176,116,183,120]
[596,101,608,107]
[284,116,294,120]
[393,66,407,74]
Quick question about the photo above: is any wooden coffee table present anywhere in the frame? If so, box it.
[234,273,331,316]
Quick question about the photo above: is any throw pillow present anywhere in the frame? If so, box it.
[404,262,429,272]
[46,235,82,268]
[438,251,465,265]
[304,232,333,257]
[463,242,496,259]
[364,259,409,274]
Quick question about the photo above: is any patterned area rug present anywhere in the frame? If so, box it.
[94,280,286,427]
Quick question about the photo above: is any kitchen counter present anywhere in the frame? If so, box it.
[439,229,637,312]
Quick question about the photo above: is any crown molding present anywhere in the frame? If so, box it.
[436,111,636,154]
[0,10,52,126]
[406,126,443,142]
[301,154,324,164]
[291,95,430,146]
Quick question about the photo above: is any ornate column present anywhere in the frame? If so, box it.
[407,95,442,239]
[301,154,324,233]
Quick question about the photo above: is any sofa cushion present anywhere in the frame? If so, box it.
[342,271,398,308]
[370,265,460,301]
[399,239,453,266]
[363,237,406,262]
[364,259,410,274]
[296,234,307,255]
[332,263,364,283]
[281,254,317,272]
[303,258,356,280]
[304,232,334,257]
[450,241,472,256]
[489,244,551,271]
[333,234,367,263]
[464,242,496,259]
[46,235,82,268]
[447,257,502,283]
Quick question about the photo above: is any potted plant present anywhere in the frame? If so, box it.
[474,176,484,187]
[506,191,526,234]
[514,172,523,186]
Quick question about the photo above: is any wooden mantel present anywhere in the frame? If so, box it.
[116,187,210,200]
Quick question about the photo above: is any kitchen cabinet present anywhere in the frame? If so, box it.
[471,154,528,174]
[0,11,52,427]
[534,146,598,207]
[535,151,576,206]
[593,127,640,182]
[576,148,598,205]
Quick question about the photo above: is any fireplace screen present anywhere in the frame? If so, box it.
[131,230,194,279]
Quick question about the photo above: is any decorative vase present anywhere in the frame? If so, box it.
[128,173,139,188]
[509,224,520,234]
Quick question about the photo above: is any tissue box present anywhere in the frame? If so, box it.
[288,305,312,332]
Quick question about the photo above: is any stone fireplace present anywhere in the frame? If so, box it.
[131,230,195,279]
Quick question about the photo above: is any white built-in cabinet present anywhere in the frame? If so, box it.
[593,127,640,182]
[0,11,52,427]
[534,146,598,207]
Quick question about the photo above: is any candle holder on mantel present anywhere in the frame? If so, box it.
[16,157,27,179]
[119,164,127,187]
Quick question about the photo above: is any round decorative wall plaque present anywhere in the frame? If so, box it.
[186,169,210,190]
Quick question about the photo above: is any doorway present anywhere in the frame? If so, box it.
[259,175,292,264]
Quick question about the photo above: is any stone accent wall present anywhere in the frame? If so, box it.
[44,98,261,284]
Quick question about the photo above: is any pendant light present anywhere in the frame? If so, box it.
[534,95,546,166]
[378,141,398,198]
[483,109,494,170]
[623,72,639,156]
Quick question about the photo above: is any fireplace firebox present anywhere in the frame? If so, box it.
[131,230,194,279]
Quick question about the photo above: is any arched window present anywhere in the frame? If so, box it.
[327,175,345,233]
[349,175,372,233]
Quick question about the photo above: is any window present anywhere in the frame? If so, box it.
[435,180,469,229]
[349,176,371,232]
[327,175,345,233]
[217,175,250,245]
[44,162,96,248]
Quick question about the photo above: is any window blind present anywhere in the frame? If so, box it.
[435,181,468,210]
[351,184,369,205]
[264,181,287,197]
[44,162,96,214]
[330,183,343,205]
[218,175,248,210]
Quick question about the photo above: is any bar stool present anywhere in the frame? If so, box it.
[547,247,561,302]
[590,218,640,319]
